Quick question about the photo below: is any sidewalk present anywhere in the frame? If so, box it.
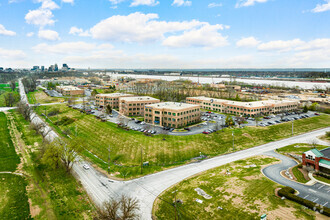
[308,172,330,186]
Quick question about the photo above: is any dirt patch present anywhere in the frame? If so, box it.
[267,206,296,220]
[243,175,261,181]
[232,196,243,205]
[298,168,310,181]
[28,198,41,217]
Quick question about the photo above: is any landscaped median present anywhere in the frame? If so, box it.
[35,103,330,179]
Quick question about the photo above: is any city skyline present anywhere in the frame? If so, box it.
[0,0,330,69]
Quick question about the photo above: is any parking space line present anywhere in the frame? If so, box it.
[318,185,324,190]
[309,189,317,193]
[313,198,318,203]
[323,202,328,207]
[303,195,309,199]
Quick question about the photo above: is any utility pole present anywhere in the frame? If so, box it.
[232,131,235,151]
[108,145,111,174]
[140,147,143,174]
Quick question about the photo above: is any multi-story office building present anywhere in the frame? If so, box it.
[56,85,84,96]
[186,96,300,117]
[144,102,201,128]
[95,93,134,108]
[119,96,160,116]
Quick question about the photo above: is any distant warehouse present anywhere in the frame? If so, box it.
[95,93,134,109]
[144,102,201,128]
[56,85,84,96]
[119,96,160,117]
[186,96,300,117]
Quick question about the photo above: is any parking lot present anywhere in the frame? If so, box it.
[71,103,319,136]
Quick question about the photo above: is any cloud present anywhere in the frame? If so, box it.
[26,32,34,37]
[311,0,330,13]
[0,24,16,36]
[38,0,59,10]
[257,39,304,52]
[162,24,229,48]
[130,0,159,7]
[32,41,112,54]
[236,37,260,48]
[0,48,26,59]
[62,0,74,4]
[172,0,192,7]
[25,9,55,27]
[109,0,125,4]
[235,0,268,8]
[90,12,211,43]
[208,2,222,8]
[69,26,90,36]
[38,29,60,41]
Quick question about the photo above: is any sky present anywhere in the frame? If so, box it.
[0,0,330,69]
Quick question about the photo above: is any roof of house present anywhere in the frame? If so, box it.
[320,147,330,158]
[310,148,324,157]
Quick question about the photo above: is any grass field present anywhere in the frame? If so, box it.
[35,104,330,178]
[27,90,64,104]
[0,112,31,219]
[0,112,20,172]
[0,83,19,107]
[154,156,319,220]
[313,175,330,184]
[8,110,95,219]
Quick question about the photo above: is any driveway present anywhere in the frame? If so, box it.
[262,151,330,208]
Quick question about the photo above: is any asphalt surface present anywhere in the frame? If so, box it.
[263,151,330,208]
[18,79,330,219]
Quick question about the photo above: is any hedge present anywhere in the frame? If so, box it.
[278,187,330,216]
[315,172,330,180]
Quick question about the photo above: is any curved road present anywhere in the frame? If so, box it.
[263,151,330,208]
[18,79,330,219]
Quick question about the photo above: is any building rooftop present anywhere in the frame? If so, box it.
[97,93,133,97]
[320,147,330,158]
[56,85,83,91]
[146,102,199,110]
[119,96,159,102]
[188,96,299,108]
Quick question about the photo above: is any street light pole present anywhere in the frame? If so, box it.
[292,120,293,136]
[141,147,143,174]
[108,145,110,174]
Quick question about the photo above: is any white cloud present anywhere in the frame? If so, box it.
[0,24,16,36]
[208,2,222,8]
[311,0,330,13]
[172,0,192,7]
[90,12,210,43]
[163,24,228,48]
[235,0,268,8]
[0,48,26,59]
[32,41,112,54]
[69,26,90,37]
[130,0,159,7]
[258,39,304,52]
[25,9,55,27]
[26,32,34,37]
[62,0,74,4]
[38,29,60,41]
[38,0,59,10]
[109,0,125,4]
[236,37,260,48]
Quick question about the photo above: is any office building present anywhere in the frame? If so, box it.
[56,85,84,96]
[119,96,160,116]
[95,93,134,108]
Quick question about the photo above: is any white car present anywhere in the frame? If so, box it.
[83,164,90,170]
[141,122,145,125]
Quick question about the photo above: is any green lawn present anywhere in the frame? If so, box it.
[0,112,31,219]
[292,165,309,183]
[9,110,95,219]
[34,104,330,178]
[154,156,317,220]
[0,173,30,220]
[27,90,64,104]
[313,175,330,184]
[276,143,329,154]
[0,112,20,172]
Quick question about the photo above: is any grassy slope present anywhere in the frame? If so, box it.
[10,110,95,219]
[154,156,317,220]
[35,104,330,178]
[0,112,30,219]
[27,90,64,104]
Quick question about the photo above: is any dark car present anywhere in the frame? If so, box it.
[169,128,175,132]
[203,131,210,134]
[314,113,320,115]
[184,127,191,131]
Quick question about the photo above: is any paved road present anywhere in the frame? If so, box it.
[263,151,330,208]
[18,79,330,219]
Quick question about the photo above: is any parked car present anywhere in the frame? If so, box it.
[141,122,146,125]
[83,164,90,170]
[314,113,320,115]
[169,128,174,132]
[203,130,210,134]
[184,127,191,131]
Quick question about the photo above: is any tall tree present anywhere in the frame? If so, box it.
[9,81,16,91]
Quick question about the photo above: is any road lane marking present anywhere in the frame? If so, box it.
[309,189,317,193]
[323,202,328,207]
[313,198,318,203]
[318,185,324,189]
[303,195,309,199]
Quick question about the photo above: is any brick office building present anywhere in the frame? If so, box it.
[119,96,160,116]
[95,93,134,108]
[302,148,330,174]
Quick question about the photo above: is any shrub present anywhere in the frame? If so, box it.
[315,172,330,180]
[278,187,330,216]
[55,116,75,126]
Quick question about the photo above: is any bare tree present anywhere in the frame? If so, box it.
[236,116,246,128]
[97,199,121,220]
[121,196,139,220]
[309,139,318,149]
[17,101,33,121]
[10,80,16,91]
